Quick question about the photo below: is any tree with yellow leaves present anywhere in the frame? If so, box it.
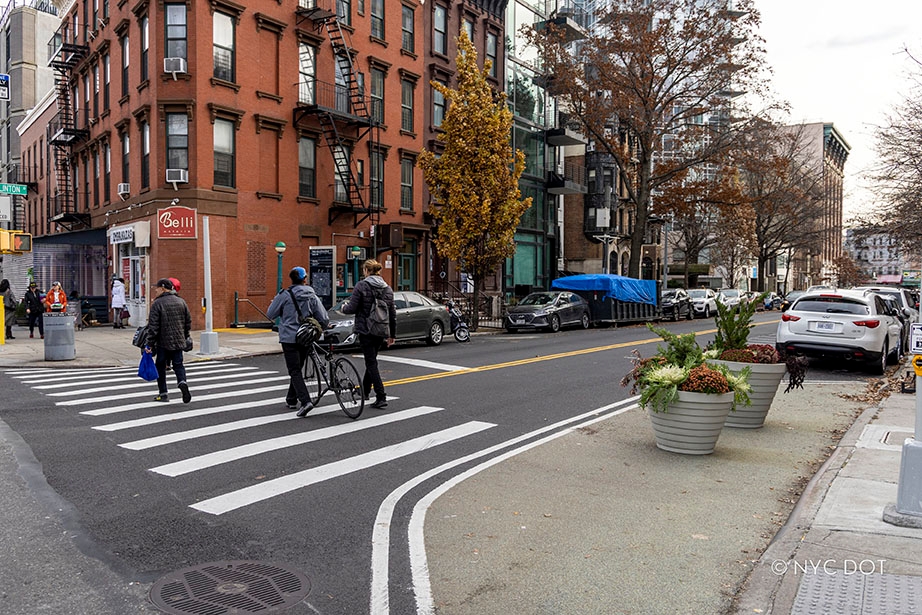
[419,32,532,328]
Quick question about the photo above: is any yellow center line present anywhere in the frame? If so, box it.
[383,319,778,388]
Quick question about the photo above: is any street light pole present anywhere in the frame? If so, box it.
[275,242,287,293]
[274,242,286,330]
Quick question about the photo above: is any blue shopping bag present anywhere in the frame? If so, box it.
[138,350,158,381]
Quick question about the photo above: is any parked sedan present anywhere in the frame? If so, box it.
[687,288,719,318]
[661,288,694,321]
[776,289,903,374]
[717,288,742,309]
[504,291,591,333]
[323,290,451,348]
[780,290,805,312]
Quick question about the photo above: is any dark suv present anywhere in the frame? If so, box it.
[661,288,693,321]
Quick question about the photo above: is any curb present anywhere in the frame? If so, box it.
[731,393,887,614]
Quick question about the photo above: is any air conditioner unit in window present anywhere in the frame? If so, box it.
[117,183,130,200]
[163,57,188,76]
[165,168,188,184]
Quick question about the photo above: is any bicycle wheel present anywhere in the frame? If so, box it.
[301,350,324,403]
[331,357,364,419]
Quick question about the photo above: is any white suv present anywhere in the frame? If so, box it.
[776,289,903,375]
[687,288,719,318]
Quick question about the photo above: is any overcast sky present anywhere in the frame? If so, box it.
[756,1,922,220]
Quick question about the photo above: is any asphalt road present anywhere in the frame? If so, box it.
[0,312,879,614]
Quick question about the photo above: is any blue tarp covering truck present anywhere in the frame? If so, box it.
[551,274,660,326]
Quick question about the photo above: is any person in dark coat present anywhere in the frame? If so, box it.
[145,278,193,403]
[266,266,329,417]
[23,282,44,338]
[341,259,396,408]
[1,279,17,340]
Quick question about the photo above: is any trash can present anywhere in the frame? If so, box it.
[43,312,76,361]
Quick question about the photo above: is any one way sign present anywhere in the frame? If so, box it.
[0,74,9,102]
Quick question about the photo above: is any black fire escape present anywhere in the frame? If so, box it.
[294,0,381,228]
[46,22,90,230]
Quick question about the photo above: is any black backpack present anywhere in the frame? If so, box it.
[367,285,390,338]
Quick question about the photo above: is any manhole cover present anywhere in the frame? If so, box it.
[150,560,311,614]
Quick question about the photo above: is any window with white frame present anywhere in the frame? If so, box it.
[401,79,413,132]
[433,81,446,127]
[370,150,384,208]
[371,68,385,123]
[213,11,235,81]
[371,0,384,38]
[213,118,235,187]
[298,42,315,104]
[140,15,148,82]
[165,4,187,59]
[401,5,414,53]
[400,158,413,211]
[141,121,150,188]
[433,5,447,55]
[298,137,316,198]
[166,112,189,170]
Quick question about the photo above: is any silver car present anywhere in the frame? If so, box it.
[776,289,903,374]
[324,291,451,348]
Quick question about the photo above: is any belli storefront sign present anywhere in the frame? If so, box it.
[158,206,198,239]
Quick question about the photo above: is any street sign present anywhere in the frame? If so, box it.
[911,323,922,355]
[0,74,9,101]
[0,183,27,196]
[914,355,922,377]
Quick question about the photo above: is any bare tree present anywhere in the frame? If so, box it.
[529,0,769,278]
[863,50,922,246]
[736,121,826,291]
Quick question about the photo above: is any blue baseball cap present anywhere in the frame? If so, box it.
[289,266,307,282]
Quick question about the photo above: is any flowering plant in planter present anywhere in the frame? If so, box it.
[622,325,751,413]
[711,292,807,392]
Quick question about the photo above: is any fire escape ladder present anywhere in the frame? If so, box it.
[51,74,76,228]
[318,112,366,225]
[323,19,369,120]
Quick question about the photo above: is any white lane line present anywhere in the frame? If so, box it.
[409,405,638,615]
[23,367,255,395]
[120,395,404,450]
[374,356,468,372]
[367,395,640,615]
[16,362,243,384]
[150,405,441,476]
[64,375,288,407]
[85,384,291,420]
[190,421,496,516]
[41,367,268,394]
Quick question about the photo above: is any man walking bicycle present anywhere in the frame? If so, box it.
[267,266,329,417]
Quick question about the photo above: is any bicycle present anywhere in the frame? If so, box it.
[301,339,365,419]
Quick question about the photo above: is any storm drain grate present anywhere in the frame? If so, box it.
[149,560,311,614]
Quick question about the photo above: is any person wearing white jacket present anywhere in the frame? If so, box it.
[111,276,127,328]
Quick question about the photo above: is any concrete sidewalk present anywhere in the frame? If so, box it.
[0,322,282,368]
[2,322,922,614]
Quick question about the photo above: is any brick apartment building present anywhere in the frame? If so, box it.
[16,0,506,328]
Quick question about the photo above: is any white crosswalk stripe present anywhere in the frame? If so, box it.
[7,360,496,515]
[190,422,496,515]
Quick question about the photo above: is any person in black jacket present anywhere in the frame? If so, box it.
[23,282,44,339]
[146,278,193,403]
[266,266,329,417]
[342,259,396,409]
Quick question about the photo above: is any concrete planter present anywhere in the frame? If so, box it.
[710,360,787,429]
[648,390,735,455]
